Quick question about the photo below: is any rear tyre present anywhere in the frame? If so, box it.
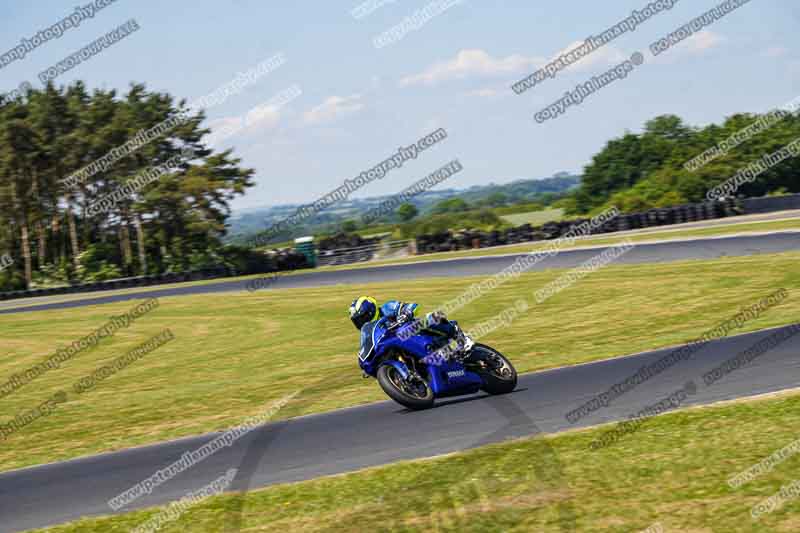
[377,364,434,410]
[469,344,517,395]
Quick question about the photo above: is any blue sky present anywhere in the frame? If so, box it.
[1,0,798,210]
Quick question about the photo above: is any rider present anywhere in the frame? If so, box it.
[348,296,473,361]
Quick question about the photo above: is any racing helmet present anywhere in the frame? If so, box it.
[349,296,379,330]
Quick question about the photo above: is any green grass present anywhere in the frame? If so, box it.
[1,251,799,473]
[32,389,800,532]
[499,207,564,226]
[337,215,800,268]
[10,215,797,310]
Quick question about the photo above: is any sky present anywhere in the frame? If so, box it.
[0,0,798,211]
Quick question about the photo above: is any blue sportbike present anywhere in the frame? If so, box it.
[358,316,518,409]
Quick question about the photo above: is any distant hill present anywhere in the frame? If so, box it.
[227,173,580,244]
[451,175,580,206]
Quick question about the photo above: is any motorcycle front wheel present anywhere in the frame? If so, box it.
[377,364,435,410]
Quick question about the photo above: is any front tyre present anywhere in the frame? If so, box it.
[470,344,517,395]
[377,365,434,410]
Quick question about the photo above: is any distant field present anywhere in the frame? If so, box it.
[4,215,799,313]
[499,207,564,226]
[316,215,800,270]
[1,251,798,472]
[35,389,800,532]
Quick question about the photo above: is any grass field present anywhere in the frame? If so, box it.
[4,215,798,313]
[33,389,800,532]
[1,251,799,473]
[499,207,565,226]
[350,216,800,267]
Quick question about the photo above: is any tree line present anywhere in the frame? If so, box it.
[560,113,800,215]
[0,82,254,291]
[4,84,797,291]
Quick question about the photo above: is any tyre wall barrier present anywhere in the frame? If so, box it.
[0,256,311,302]
[414,198,749,254]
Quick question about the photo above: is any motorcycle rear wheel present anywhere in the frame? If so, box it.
[377,365,435,410]
[469,343,518,395]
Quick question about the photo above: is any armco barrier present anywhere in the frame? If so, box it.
[741,193,800,214]
[0,247,313,302]
[0,268,230,302]
[3,194,797,301]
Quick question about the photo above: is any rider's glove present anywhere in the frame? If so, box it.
[426,310,446,326]
[396,303,416,324]
[398,309,414,323]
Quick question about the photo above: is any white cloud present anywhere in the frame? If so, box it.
[243,104,282,131]
[764,46,788,58]
[681,30,724,53]
[400,44,630,88]
[553,41,626,72]
[302,94,364,125]
[400,49,544,87]
[465,87,502,98]
[209,116,243,133]
[650,30,725,65]
[205,86,303,146]
[205,116,245,147]
[205,106,283,147]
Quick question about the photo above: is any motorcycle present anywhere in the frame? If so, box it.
[358,315,518,409]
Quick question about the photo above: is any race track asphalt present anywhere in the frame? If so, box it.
[1,232,798,315]
[2,323,799,532]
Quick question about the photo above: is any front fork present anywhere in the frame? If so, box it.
[381,358,411,380]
